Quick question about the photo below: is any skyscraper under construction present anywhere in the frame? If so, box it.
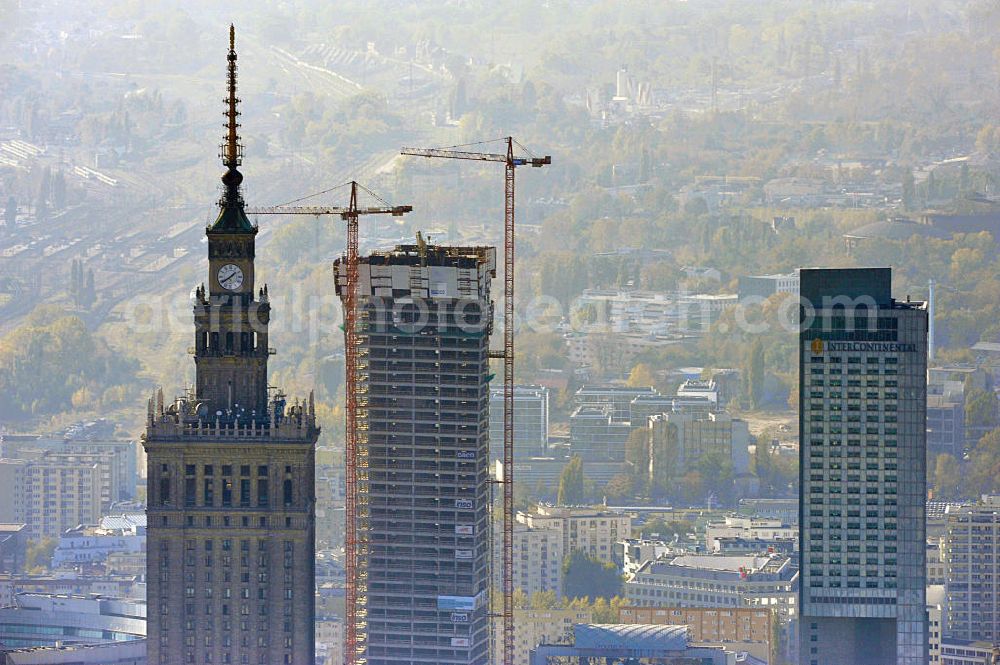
[336,242,496,665]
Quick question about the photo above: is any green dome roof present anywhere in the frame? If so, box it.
[209,201,256,234]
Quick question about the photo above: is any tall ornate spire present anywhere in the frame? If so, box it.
[221,24,243,203]
[210,24,254,233]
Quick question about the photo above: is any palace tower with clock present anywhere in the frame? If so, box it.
[142,27,319,665]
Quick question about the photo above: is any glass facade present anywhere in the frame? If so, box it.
[798,268,927,665]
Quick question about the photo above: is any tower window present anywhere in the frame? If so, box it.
[159,474,171,506]
[283,479,293,507]
[185,473,196,507]
[240,479,251,507]
[222,479,233,507]
[225,332,234,354]
[257,466,269,507]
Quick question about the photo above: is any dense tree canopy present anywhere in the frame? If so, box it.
[0,307,142,420]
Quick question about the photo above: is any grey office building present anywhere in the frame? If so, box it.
[798,268,927,665]
[489,385,549,458]
[336,243,495,665]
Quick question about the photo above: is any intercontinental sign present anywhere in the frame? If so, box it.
[811,339,917,354]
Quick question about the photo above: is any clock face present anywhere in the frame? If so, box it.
[218,264,244,291]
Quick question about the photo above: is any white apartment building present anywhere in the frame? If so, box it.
[516,506,632,565]
[513,524,564,599]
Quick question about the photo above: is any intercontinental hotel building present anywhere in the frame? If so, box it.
[798,268,927,665]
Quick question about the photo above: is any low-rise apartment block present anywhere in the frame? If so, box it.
[496,608,592,665]
[516,505,631,565]
[619,605,774,663]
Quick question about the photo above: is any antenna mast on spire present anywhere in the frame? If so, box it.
[224,24,242,170]
[218,24,245,210]
[210,24,254,232]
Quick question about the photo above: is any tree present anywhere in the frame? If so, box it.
[624,428,650,489]
[591,333,629,377]
[529,590,559,610]
[902,170,916,210]
[637,516,696,542]
[24,537,57,572]
[52,171,66,210]
[696,448,735,505]
[626,363,655,388]
[557,456,587,505]
[744,338,765,409]
[34,197,48,223]
[968,427,1000,496]
[562,595,626,623]
[679,470,706,504]
[562,550,622,601]
[589,596,625,623]
[966,388,998,429]
[0,306,141,419]
[3,196,15,227]
[932,453,962,500]
[603,473,634,502]
[84,269,96,308]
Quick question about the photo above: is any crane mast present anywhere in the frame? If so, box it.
[400,138,550,665]
[248,181,412,665]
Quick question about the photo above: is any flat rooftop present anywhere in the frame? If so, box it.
[361,243,496,271]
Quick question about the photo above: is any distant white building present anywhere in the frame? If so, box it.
[703,516,797,553]
[513,524,564,599]
[52,517,145,567]
[615,538,679,577]
[626,553,798,620]
[676,379,719,405]
[517,505,632,565]
[737,271,800,303]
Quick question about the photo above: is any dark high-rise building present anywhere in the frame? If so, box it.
[143,27,318,665]
[335,243,496,665]
[798,267,927,665]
